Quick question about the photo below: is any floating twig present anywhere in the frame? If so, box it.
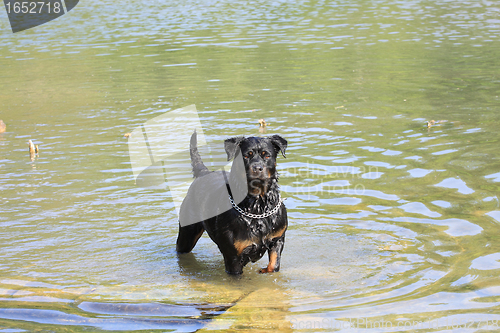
[28,140,39,161]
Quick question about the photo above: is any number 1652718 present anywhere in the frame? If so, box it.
[5,2,62,14]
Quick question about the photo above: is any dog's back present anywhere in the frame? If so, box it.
[178,131,232,229]
[177,131,228,253]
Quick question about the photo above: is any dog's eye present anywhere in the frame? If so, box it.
[261,151,270,159]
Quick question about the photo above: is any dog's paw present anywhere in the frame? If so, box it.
[258,267,277,274]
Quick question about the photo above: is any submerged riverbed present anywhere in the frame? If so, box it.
[1,0,500,331]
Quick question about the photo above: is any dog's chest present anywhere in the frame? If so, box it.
[243,217,270,235]
[240,217,280,250]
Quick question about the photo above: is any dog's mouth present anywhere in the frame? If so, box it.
[247,169,274,196]
[248,179,268,196]
[248,176,269,186]
[247,168,272,181]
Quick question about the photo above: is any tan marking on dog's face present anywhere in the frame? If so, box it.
[234,239,254,256]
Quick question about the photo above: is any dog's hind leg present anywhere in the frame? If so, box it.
[176,222,204,253]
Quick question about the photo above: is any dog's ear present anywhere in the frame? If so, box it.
[224,136,245,161]
[269,135,287,158]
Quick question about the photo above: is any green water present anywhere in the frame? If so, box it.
[1,0,500,331]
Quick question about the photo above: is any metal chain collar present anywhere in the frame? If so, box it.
[229,194,286,219]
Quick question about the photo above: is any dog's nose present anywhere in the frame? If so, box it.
[252,165,264,172]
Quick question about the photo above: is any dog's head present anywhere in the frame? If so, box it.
[225,135,287,196]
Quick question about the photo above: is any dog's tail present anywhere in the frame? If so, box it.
[190,130,210,178]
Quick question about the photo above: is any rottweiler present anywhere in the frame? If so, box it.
[176,131,288,275]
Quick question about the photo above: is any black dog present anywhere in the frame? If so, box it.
[176,131,288,275]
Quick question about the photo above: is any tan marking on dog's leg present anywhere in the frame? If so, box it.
[267,251,278,271]
[259,252,278,273]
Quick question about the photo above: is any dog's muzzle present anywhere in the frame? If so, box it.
[249,163,268,179]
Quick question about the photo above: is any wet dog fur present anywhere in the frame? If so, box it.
[176,132,288,275]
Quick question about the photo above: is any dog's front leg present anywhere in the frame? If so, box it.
[259,236,285,273]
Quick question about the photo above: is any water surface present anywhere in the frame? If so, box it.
[1,0,500,331]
